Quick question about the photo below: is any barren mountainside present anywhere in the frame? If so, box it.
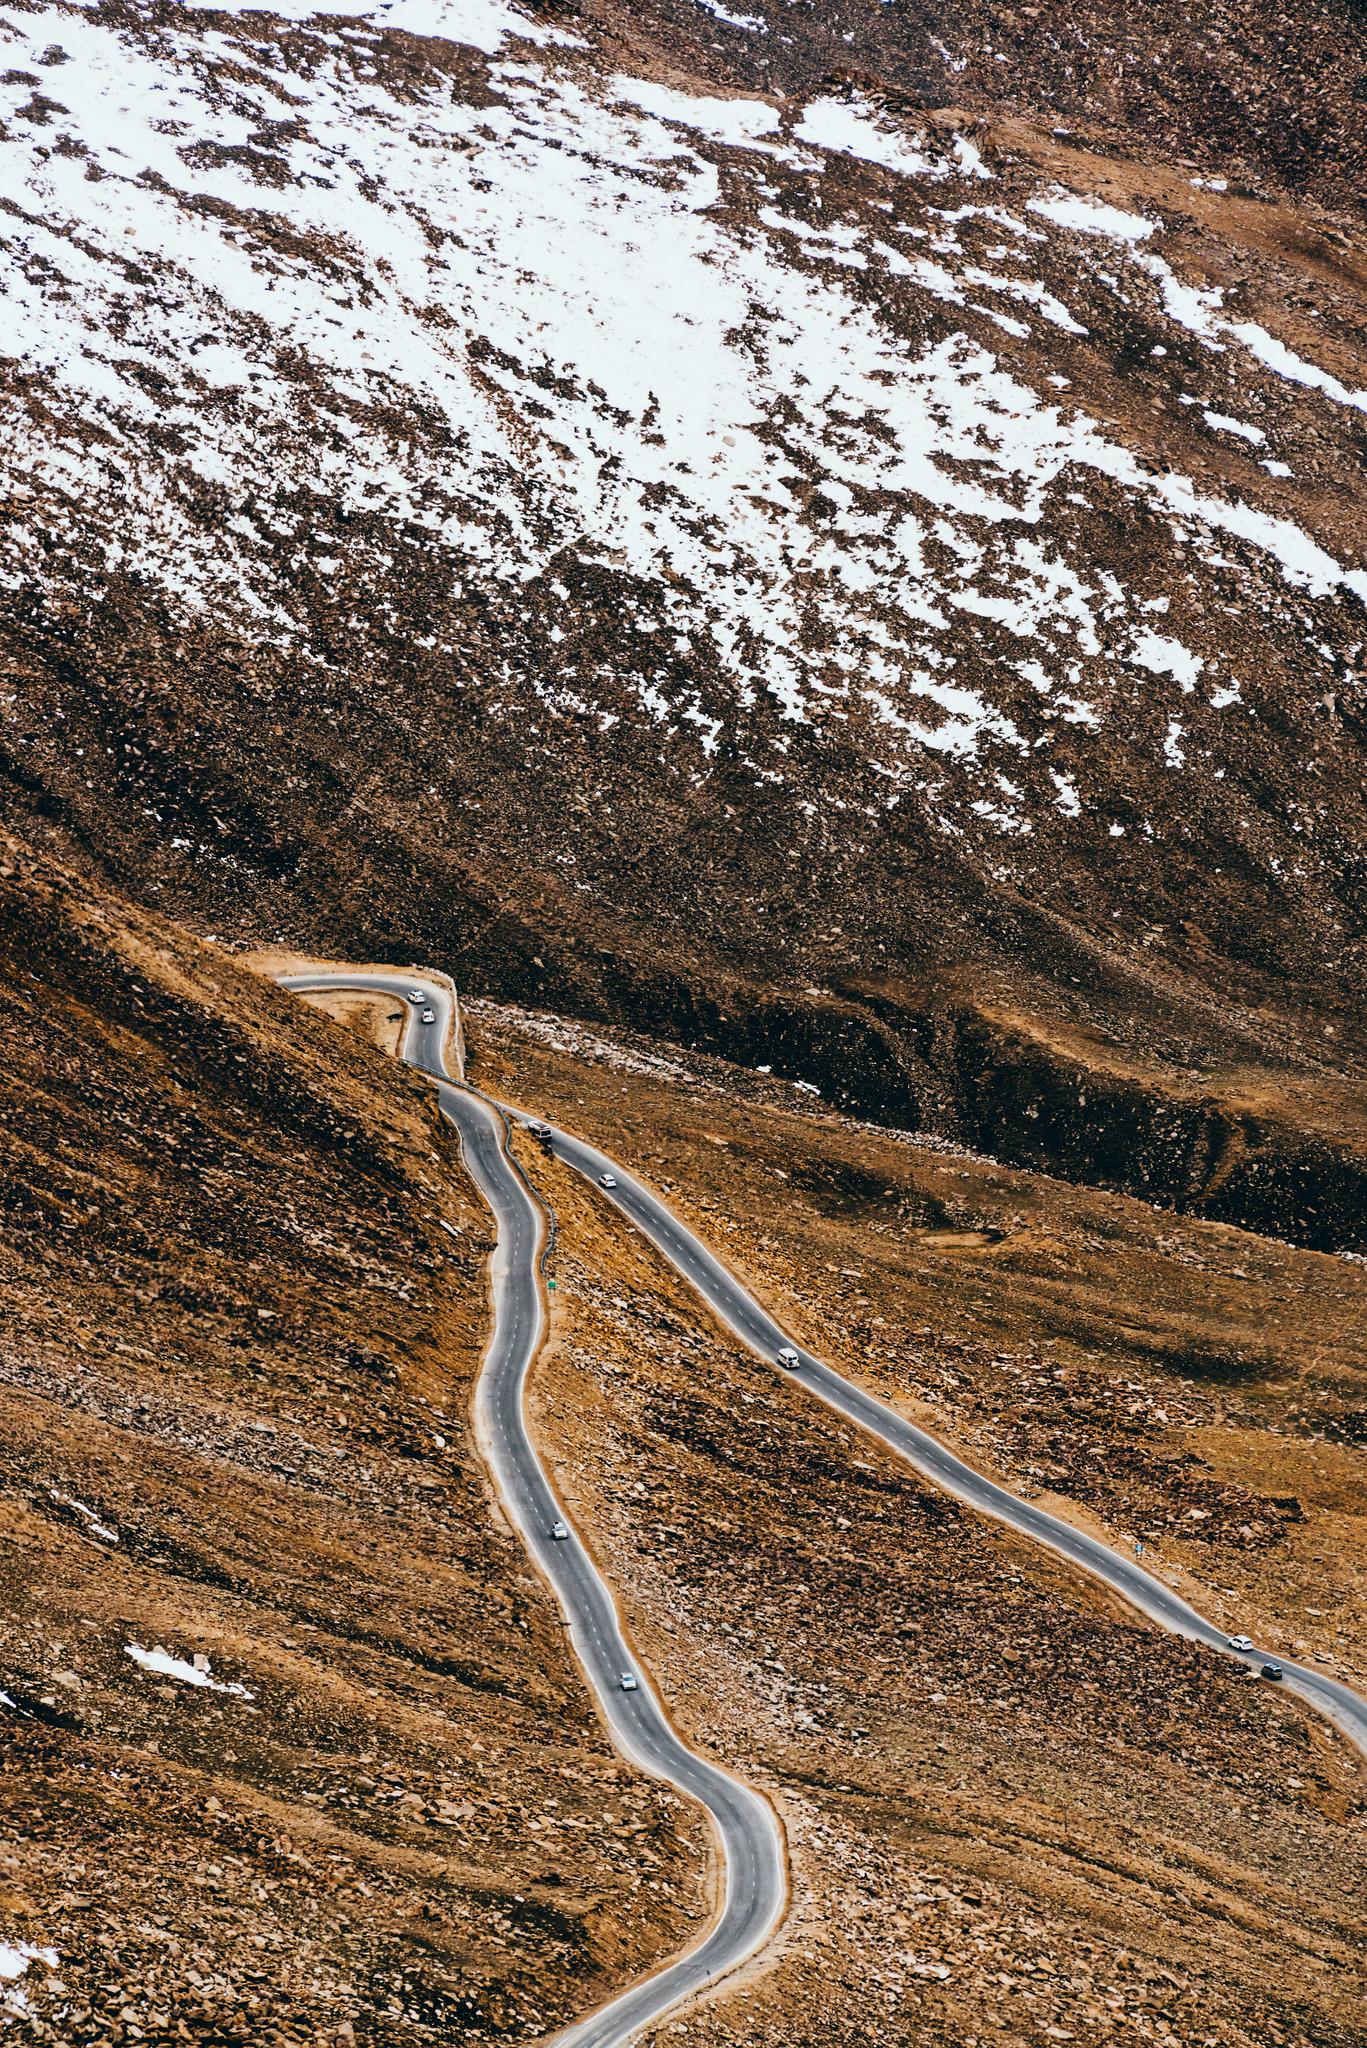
[2,0,1366,1242]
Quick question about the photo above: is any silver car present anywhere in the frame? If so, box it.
[776,1347,801,1369]
[599,1173,618,1190]
[619,1672,639,1693]
[550,1521,570,1541]
[421,1009,436,1024]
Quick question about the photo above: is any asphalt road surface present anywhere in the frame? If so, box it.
[523,1114,1367,1759]
[279,974,786,2048]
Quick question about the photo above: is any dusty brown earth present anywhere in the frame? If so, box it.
[1,859,1363,2045]
[462,994,1366,2046]
[0,853,708,2044]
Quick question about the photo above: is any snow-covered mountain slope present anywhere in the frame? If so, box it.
[3,0,1365,1230]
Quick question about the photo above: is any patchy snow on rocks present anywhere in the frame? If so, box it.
[0,1943,60,2018]
[0,1,1362,844]
[125,1643,255,1698]
[49,1488,118,1543]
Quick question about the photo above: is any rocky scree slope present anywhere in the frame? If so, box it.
[2,0,1366,1239]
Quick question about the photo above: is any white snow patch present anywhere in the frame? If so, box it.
[49,1490,118,1543]
[172,0,571,48]
[0,1947,58,1984]
[126,1644,255,1697]
[0,1943,59,2015]
[1027,191,1155,242]
[1227,323,1367,416]
[1130,631,1204,692]
[963,268,1087,335]
[794,98,949,177]
[1203,410,1265,445]
[1163,719,1186,767]
[692,0,768,27]
[612,78,778,144]
[1049,770,1081,816]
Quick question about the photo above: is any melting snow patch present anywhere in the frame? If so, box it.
[1130,630,1203,692]
[0,1946,58,1983]
[0,1943,59,2016]
[794,98,950,178]
[612,78,778,144]
[1203,410,1265,445]
[1163,719,1186,767]
[1227,323,1367,416]
[172,0,571,49]
[2,4,1362,816]
[126,1644,254,1698]
[1027,191,1154,242]
[691,0,768,27]
[50,1489,118,1543]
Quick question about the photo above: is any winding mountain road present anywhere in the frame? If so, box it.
[279,972,786,2048]
[283,965,1367,2045]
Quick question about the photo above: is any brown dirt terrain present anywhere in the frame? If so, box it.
[0,855,707,2045]
[459,996,1366,2044]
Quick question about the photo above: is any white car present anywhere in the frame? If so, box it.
[1227,1634,1254,1652]
[421,1009,436,1024]
[776,1346,801,1369]
[619,1672,638,1693]
[599,1173,617,1189]
[550,1521,570,1541]
[407,988,424,1002]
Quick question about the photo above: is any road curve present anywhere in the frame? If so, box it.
[517,1117,1367,1760]
[279,973,786,2048]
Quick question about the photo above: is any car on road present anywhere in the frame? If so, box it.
[776,1346,801,1368]
[549,1521,570,1541]
[599,1173,618,1189]
[1228,1634,1254,1652]
[1261,1662,1284,1681]
[421,1009,436,1024]
[408,988,423,1001]
[619,1672,639,1692]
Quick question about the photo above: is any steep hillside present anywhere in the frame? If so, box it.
[0,848,704,2043]
[470,996,1367,2048]
[2,0,1365,1239]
